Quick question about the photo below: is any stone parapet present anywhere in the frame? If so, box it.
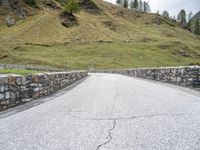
[0,71,88,111]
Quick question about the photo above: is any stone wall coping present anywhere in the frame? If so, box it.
[95,66,200,71]
[0,74,23,78]
[0,71,87,78]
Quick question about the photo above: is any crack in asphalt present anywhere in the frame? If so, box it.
[96,119,117,150]
[66,113,199,121]
[66,113,200,149]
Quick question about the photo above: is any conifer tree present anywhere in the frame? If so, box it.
[162,10,169,18]
[143,1,150,12]
[143,1,147,12]
[123,0,129,8]
[194,19,200,35]
[187,11,193,31]
[132,0,139,9]
[138,0,143,11]
[116,0,122,6]
[177,9,187,26]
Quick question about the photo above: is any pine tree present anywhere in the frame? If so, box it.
[194,19,200,35]
[143,1,147,12]
[177,9,187,26]
[143,1,150,12]
[123,0,129,8]
[146,2,150,12]
[187,11,193,31]
[116,0,122,6]
[138,0,143,11]
[162,10,169,18]
[132,0,139,9]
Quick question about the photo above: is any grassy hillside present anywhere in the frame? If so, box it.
[0,0,199,69]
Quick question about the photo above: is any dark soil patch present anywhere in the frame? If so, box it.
[42,0,61,10]
[159,44,170,49]
[152,16,163,25]
[60,11,77,27]
[141,38,157,43]
[102,21,116,31]
[152,16,176,27]
[78,0,101,14]
[0,54,8,59]
[25,43,51,47]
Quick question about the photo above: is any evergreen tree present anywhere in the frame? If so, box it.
[188,11,193,21]
[65,0,79,15]
[145,1,150,12]
[177,9,187,26]
[187,11,193,31]
[116,0,122,6]
[130,0,134,9]
[132,0,139,9]
[138,0,143,11]
[143,1,147,12]
[143,1,150,12]
[162,10,169,18]
[123,0,129,8]
[194,19,200,35]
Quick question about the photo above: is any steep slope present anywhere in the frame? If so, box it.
[0,0,199,69]
[192,11,200,20]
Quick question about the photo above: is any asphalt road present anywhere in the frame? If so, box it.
[0,73,200,150]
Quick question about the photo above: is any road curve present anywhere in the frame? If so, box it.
[0,73,200,150]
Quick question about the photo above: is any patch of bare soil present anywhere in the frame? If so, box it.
[102,21,116,31]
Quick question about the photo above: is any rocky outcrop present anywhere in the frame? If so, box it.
[1,0,28,19]
[60,11,77,27]
[79,0,101,14]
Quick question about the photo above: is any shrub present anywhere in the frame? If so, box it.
[23,0,36,6]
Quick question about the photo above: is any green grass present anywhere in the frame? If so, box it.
[0,0,199,69]
[0,69,41,75]
[1,40,199,70]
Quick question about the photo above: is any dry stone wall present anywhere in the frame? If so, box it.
[0,71,88,111]
[94,66,200,88]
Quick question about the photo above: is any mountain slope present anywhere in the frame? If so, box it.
[0,0,199,69]
[192,11,200,20]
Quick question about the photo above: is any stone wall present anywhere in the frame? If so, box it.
[94,66,200,88]
[0,64,64,72]
[0,71,88,111]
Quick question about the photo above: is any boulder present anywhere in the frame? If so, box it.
[5,16,15,26]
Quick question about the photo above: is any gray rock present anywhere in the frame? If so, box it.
[5,92,10,99]
[1,100,9,105]
[0,86,4,92]
[0,93,4,100]
[5,16,15,27]
[16,77,22,85]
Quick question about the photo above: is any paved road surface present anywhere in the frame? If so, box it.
[0,73,200,150]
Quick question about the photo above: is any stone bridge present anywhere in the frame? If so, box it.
[0,66,200,149]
